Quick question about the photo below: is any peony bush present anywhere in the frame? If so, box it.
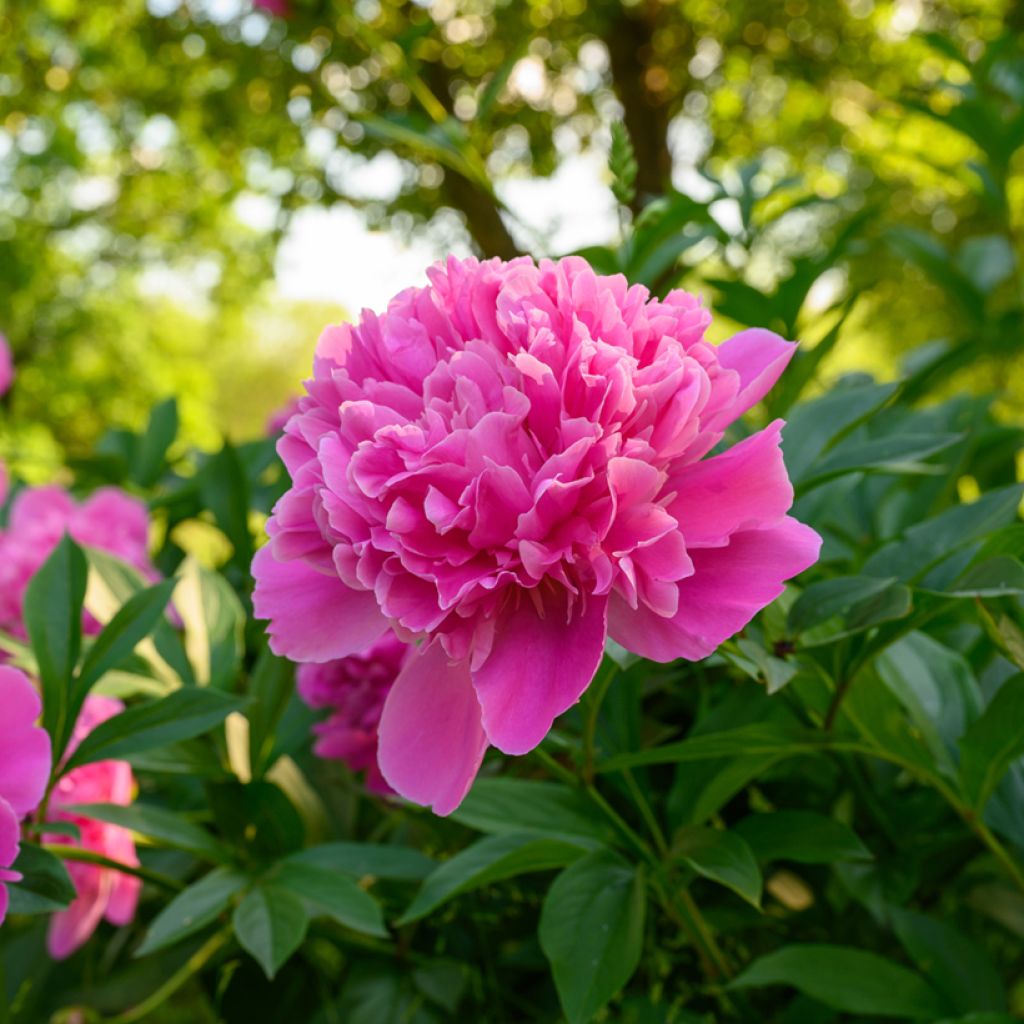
[0,247,1022,1024]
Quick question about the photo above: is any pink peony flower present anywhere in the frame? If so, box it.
[0,334,12,397]
[252,256,821,814]
[253,0,290,16]
[0,485,156,641]
[45,695,140,959]
[0,667,52,925]
[266,396,302,436]
[297,632,410,795]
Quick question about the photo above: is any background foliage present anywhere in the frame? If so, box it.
[1,0,1023,1021]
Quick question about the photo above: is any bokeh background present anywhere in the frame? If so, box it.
[2,0,1022,475]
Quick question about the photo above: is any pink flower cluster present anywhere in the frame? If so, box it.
[45,696,141,959]
[296,633,409,794]
[0,668,51,925]
[0,485,157,640]
[253,256,820,814]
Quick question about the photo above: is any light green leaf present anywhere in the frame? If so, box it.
[674,825,762,907]
[959,674,1024,810]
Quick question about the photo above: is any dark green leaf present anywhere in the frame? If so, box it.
[451,779,614,844]
[273,860,387,938]
[959,674,1024,810]
[25,534,87,744]
[731,944,946,1019]
[137,866,247,956]
[735,812,872,865]
[133,397,178,487]
[246,649,295,778]
[287,842,435,881]
[233,884,308,980]
[5,843,77,915]
[63,687,244,773]
[199,442,253,568]
[943,556,1024,597]
[398,832,590,925]
[789,576,897,633]
[66,802,228,863]
[674,825,762,907]
[539,849,646,1024]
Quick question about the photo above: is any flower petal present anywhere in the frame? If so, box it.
[252,544,389,662]
[609,517,820,662]
[669,420,792,547]
[708,329,796,430]
[377,642,487,816]
[0,667,51,817]
[472,591,608,755]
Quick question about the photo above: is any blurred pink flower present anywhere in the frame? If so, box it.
[0,485,156,641]
[266,396,302,436]
[297,632,410,794]
[0,334,12,397]
[252,256,820,814]
[45,696,140,959]
[253,0,290,16]
[0,667,52,926]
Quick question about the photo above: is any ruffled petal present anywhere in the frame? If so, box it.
[252,544,389,662]
[669,420,792,547]
[609,517,820,662]
[472,591,608,755]
[376,642,487,815]
[707,329,796,431]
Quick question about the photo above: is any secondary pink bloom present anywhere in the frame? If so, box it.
[267,396,302,436]
[0,334,12,397]
[252,256,820,814]
[0,667,52,925]
[0,485,156,641]
[45,696,140,959]
[253,0,290,15]
[297,632,409,795]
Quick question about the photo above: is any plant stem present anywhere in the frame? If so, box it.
[621,768,669,858]
[583,659,618,783]
[106,928,230,1024]
[42,844,184,892]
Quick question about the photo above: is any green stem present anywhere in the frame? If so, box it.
[106,928,229,1024]
[583,660,618,783]
[621,768,669,858]
[43,844,185,892]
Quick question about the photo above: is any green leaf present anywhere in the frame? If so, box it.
[273,860,387,938]
[287,842,435,881]
[892,908,1006,1015]
[398,832,590,925]
[246,649,295,778]
[25,534,88,744]
[63,687,244,773]
[133,397,178,487]
[199,442,253,569]
[451,779,614,844]
[797,432,962,493]
[5,843,77,915]
[943,556,1024,597]
[137,866,248,956]
[66,802,228,864]
[959,674,1024,810]
[673,825,762,907]
[731,944,946,1019]
[789,576,897,633]
[538,849,646,1024]
[232,884,309,980]
[734,811,872,865]
[75,578,176,698]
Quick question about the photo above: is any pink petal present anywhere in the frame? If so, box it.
[472,591,609,755]
[252,544,389,662]
[707,329,796,431]
[609,517,821,662]
[669,420,792,547]
[0,667,51,817]
[48,859,112,959]
[376,641,487,816]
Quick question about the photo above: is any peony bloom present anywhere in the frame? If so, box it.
[253,256,821,814]
[0,485,156,641]
[0,667,52,926]
[0,334,12,397]
[297,632,410,795]
[45,696,140,959]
